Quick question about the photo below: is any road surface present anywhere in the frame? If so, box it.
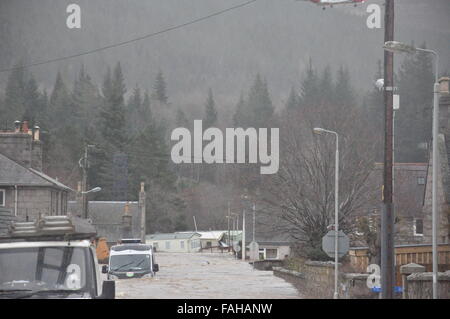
[112,252,301,299]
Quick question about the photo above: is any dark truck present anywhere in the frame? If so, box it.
[0,215,115,299]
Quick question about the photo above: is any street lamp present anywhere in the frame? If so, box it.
[313,127,340,299]
[383,41,440,299]
[80,187,101,218]
[81,187,102,194]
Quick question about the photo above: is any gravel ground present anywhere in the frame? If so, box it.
[110,252,301,299]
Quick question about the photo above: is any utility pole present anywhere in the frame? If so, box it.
[242,209,246,261]
[81,146,89,219]
[139,182,146,243]
[227,202,231,252]
[252,203,256,242]
[381,0,395,299]
[193,216,198,232]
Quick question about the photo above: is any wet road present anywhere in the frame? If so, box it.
[111,252,301,299]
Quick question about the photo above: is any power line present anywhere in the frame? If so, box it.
[0,0,258,74]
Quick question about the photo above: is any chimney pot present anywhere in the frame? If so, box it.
[33,126,40,141]
[21,121,29,133]
[14,121,21,133]
[439,77,450,95]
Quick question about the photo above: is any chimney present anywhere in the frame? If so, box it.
[122,202,132,238]
[440,77,450,95]
[14,120,21,133]
[31,125,43,171]
[33,126,40,141]
[21,121,29,133]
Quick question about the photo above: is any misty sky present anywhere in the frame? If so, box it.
[0,0,449,108]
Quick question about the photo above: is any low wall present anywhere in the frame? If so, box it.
[407,271,450,299]
[251,260,284,271]
[273,261,377,299]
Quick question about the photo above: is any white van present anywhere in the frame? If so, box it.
[103,240,158,280]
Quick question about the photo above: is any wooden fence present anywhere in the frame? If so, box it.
[349,244,450,286]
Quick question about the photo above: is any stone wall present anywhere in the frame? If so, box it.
[3,186,67,220]
[252,260,284,271]
[407,271,450,299]
[273,261,377,299]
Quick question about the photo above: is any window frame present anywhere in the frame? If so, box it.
[0,189,5,207]
[413,218,424,236]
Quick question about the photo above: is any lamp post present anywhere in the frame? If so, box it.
[80,187,101,219]
[313,127,339,299]
[383,41,440,299]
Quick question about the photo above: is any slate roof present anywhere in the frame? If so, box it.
[146,232,200,241]
[0,152,72,191]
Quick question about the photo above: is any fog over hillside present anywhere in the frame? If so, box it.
[0,0,449,108]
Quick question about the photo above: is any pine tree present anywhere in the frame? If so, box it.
[320,65,334,105]
[203,88,218,129]
[395,42,434,162]
[334,65,354,108]
[49,71,77,128]
[72,65,101,139]
[95,62,129,200]
[99,62,128,151]
[285,86,299,110]
[176,108,189,128]
[246,74,274,128]
[152,70,168,104]
[3,62,26,125]
[232,93,245,127]
[127,85,142,135]
[23,74,41,126]
[299,58,319,109]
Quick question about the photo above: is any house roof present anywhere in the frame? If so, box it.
[196,231,226,240]
[146,232,200,241]
[67,201,141,243]
[0,153,72,191]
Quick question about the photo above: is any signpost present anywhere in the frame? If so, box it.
[321,230,349,258]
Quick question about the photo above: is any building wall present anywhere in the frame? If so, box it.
[148,238,201,253]
[0,186,68,220]
[258,245,291,260]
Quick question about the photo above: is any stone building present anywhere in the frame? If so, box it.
[68,201,142,246]
[0,121,72,222]
[362,163,428,245]
[422,77,450,244]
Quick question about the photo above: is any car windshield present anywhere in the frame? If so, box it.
[110,254,151,272]
[0,246,88,293]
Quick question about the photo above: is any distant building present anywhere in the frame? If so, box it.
[358,162,428,245]
[68,201,142,246]
[0,121,72,223]
[196,231,226,250]
[145,232,201,253]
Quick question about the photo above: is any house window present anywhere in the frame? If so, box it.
[165,241,171,249]
[0,189,5,206]
[414,219,424,236]
[417,177,425,185]
[266,249,278,259]
[206,241,212,248]
[180,241,185,249]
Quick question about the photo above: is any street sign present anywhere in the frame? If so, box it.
[321,230,349,258]
[233,242,241,252]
